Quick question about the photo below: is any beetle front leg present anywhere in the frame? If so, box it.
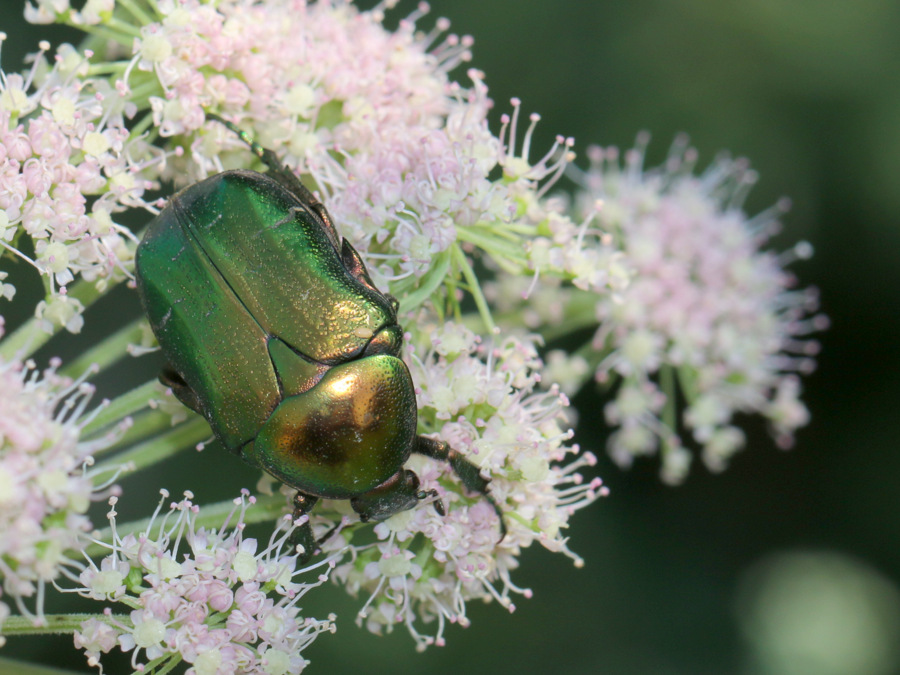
[350,468,441,522]
[415,436,507,541]
[286,492,348,564]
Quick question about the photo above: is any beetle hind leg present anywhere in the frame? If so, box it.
[414,436,507,542]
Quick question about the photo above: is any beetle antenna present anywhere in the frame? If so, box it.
[205,113,340,246]
[206,112,281,173]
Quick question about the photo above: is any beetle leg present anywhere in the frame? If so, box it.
[350,469,441,522]
[414,436,507,542]
[285,492,347,565]
[158,366,203,415]
[287,491,319,564]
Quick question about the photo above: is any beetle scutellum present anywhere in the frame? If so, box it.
[135,116,504,560]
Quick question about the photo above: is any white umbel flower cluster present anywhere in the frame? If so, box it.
[325,322,606,648]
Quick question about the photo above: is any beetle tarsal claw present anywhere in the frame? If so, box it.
[418,488,445,516]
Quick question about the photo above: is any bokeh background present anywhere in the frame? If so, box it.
[2,1,899,673]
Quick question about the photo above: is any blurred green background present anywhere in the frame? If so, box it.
[2,1,900,673]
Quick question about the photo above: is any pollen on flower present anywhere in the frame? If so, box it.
[138,33,173,64]
[567,136,825,480]
[82,131,111,157]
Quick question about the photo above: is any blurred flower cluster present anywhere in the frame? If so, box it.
[570,139,825,482]
[0,0,821,672]
[490,137,825,483]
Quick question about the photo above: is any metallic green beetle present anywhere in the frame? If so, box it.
[135,119,501,559]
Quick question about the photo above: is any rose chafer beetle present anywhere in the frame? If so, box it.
[135,117,503,559]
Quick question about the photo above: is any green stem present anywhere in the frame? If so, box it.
[0,656,92,675]
[677,364,699,403]
[149,653,182,675]
[86,62,128,76]
[60,318,146,379]
[456,224,529,271]
[117,0,156,24]
[94,407,182,457]
[441,271,457,323]
[396,250,450,315]
[0,613,128,637]
[659,364,677,432]
[451,244,495,332]
[78,33,111,60]
[506,509,542,533]
[145,0,164,21]
[131,111,156,138]
[92,415,210,477]
[64,21,134,49]
[127,76,161,98]
[0,279,107,361]
[105,15,143,37]
[127,78,164,108]
[80,379,160,440]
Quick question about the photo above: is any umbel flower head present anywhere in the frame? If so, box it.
[566,136,826,482]
[4,0,622,336]
[319,323,605,648]
[0,0,615,667]
[0,327,122,634]
[73,490,336,674]
[0,32,155,334]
